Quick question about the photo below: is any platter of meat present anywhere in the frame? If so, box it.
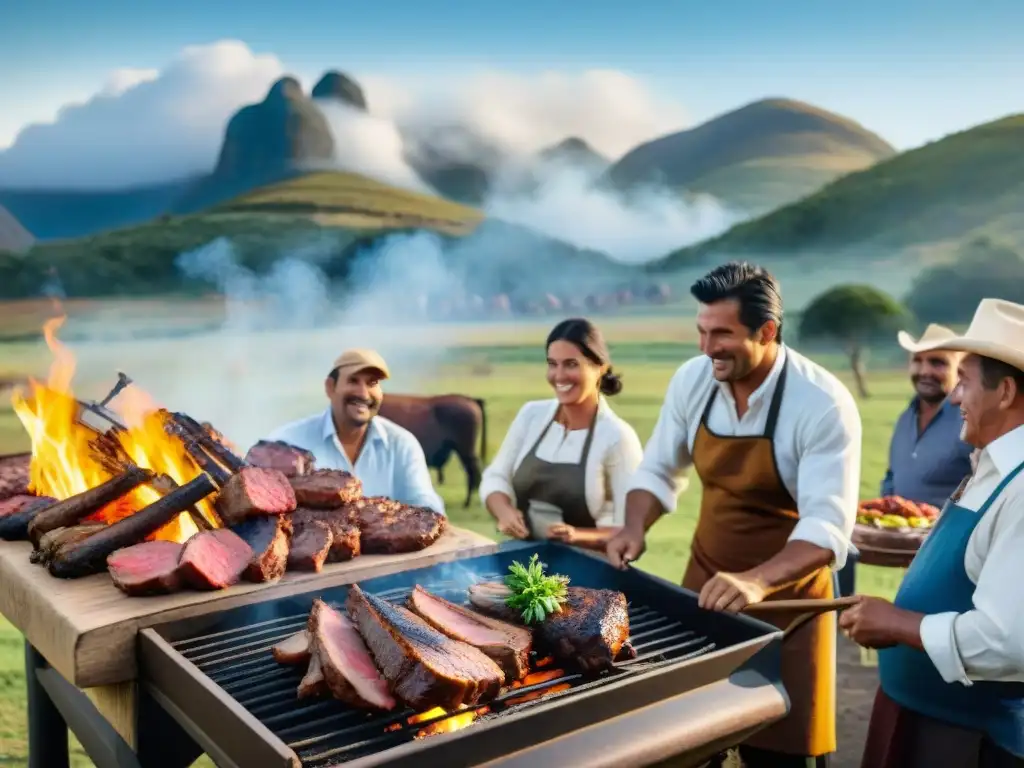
[0,453,31,502]
[272,554,635,717]
[853,496,938,567]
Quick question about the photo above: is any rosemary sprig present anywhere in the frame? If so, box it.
[504,554,570,624]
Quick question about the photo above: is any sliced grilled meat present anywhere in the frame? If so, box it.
[215,467,296,526]
[245,440,316,478]
[289,470,362,508]
[272,631,312,665]
[308,599,396,710]
[468,584,633,672]
[347,496,447,554]
[177,529,253,590]
[292,507,360,562]
[408,585,532,681]
[107,541,184,596]
[231,516,289,582]
[346,584,503,710]
[287,521,332,572]
[298,654,327,699]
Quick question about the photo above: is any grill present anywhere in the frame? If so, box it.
[140,541,789,768]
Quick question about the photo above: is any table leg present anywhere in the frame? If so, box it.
[25,642,70,768]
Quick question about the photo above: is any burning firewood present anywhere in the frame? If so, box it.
[164,411,247,474]
[27,465,154,547]
[48,473,219,579]
[31,523,107,565]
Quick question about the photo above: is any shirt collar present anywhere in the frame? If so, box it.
[320,408,389,448]
[981,423,1024,478]
[716,344,788,408]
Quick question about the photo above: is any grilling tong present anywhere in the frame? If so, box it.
[743,596,860,639]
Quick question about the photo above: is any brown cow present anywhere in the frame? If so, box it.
[377,394,487,508]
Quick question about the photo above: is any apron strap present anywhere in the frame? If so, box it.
[522,407,558,460]
[577,405,600,466]
[763,358,790,439]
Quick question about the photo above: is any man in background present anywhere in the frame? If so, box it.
[265,348,445,514]
[880,323,974,507]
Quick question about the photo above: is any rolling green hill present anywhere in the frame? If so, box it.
[652,113,1024,272]
[604,98,896,213]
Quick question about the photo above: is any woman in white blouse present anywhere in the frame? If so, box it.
[479,318,644,552]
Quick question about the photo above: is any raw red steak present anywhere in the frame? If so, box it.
[287,521,332,572]
[107,541,183,596]
[308,599,396,710]
[289,470,362,508]
[231,516,289,582]
[292,507,360,562]
[216,467,296,525]
[245,440,316,478]
[178,529,254,590]
[347,497,447,554]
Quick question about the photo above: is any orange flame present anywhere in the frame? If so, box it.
[10,315,219,543]
[408,706,488,739]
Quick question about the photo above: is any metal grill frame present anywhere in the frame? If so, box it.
[140,541,785,768]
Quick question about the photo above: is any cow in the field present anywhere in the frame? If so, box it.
[377,394,488,508]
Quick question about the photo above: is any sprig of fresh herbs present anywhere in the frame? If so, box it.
[504,554,570,624]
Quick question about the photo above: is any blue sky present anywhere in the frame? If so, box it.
[2,0,1023,152]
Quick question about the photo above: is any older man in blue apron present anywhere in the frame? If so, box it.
[841,298,1024,768]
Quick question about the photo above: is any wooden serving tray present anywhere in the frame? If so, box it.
[852,522,928,568]
[0,525,497,687]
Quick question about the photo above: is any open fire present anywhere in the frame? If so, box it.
[10,316,220,543]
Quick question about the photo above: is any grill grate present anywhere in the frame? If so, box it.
[170,575,719,767]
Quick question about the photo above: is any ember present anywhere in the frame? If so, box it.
[407,705,489,739]
[10,316,219,543]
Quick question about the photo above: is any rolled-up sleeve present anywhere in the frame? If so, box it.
[478,404,535,505]
[790,398,861,570]
[627,370,694,514]
[605,426,645,525]
[920,506,1024,684]
[393,432,446,515]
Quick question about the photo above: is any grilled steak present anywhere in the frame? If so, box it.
[178,529,254,590]
[292,507,360,562]
[287,521,332,572]
[346,584,504,710]
[347,497,447,554]
[231,516,289,582]
[272,631,312,665]
[469,584,633,672]
[245,440,317,478]
[408,585,532,681]
[215,467,296,526]
[298,654,327,699]
[0,495,56,541]
[31,523,106,565]
[308,599,396,710]
[0,454,30,501]
[107,541,184,596]
[289,470,363,508]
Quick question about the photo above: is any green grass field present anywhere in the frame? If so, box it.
[0,314,912,765]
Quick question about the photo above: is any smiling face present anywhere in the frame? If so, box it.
[909,349,959,403]
[325,367,384,429]
[696,298,777,383]
[546,340,603,406]
[950,354,1006,447]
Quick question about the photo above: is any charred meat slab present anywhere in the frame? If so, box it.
[346,584,504,711]
[287,521,333,572]
[31,523,106,565]
[177,529,254,590]
[0,495,57,541]
[347,497,447,554]
[230,516,289,583]
[308,599,396,710]
[0,454,30,501]
[244,440,316,478]
[107,541,184,596]
[272,631,312,665]
[469,584,634,672]
[215,467,297,526]
[408,585,532,681]
[292,507,360,562]
[289,470,363,509]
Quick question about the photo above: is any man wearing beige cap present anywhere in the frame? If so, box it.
[264,349,444,513]
[840,299,1024,767]
[880,323,974,507]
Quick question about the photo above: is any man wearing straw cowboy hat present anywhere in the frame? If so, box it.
[880,323,975,507]
[841,298,1024,768]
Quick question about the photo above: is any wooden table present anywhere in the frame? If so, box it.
[0,526,497,766]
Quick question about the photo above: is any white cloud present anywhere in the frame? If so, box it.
[0,41,285,189]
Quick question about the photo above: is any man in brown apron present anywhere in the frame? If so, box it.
[608,262,862,768]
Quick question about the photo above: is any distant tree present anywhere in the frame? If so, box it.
[799,284,910,398]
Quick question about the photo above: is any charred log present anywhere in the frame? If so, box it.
[27,465,153,547]
[0,496,58,541]
[183,441,231,487]
[31,523,107,565]
[165,411,247,473]
[48,473,218,579]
